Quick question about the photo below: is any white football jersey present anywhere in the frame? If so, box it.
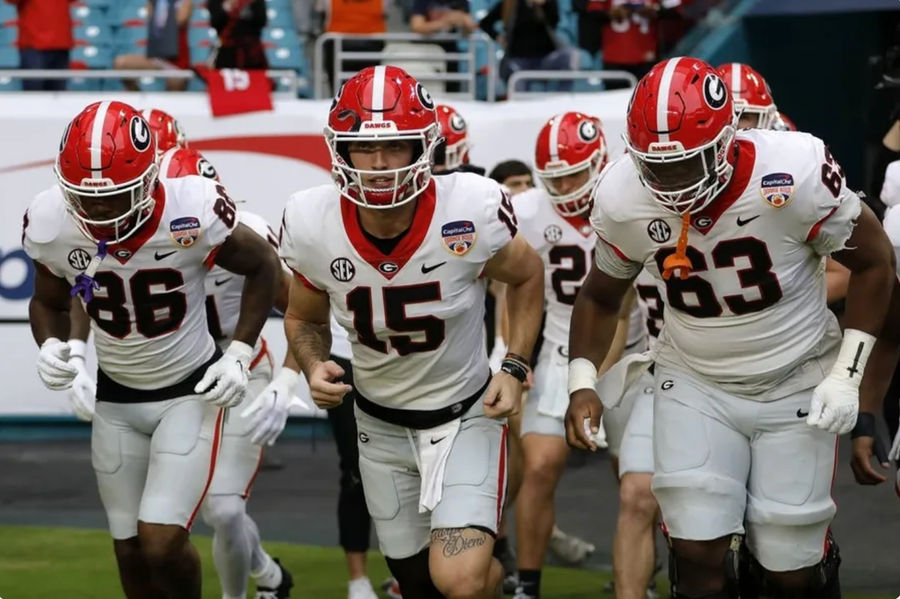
[24,176,236,389]
[515,187,596,348]
[280,173,517,411]
[591,129,860,398]
[204,211,278,355]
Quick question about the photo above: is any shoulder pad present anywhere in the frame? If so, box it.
[24,186,67,244]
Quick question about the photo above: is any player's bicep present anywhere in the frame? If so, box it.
[213,223,277,275]
[482,235,543,285]
[286,276,330,325]
[31,260,71,311]
[833,203,894,274]
[579,261,636,312]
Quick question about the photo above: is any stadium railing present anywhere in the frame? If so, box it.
[505,70,638,100]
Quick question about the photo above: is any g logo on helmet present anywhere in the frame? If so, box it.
[449,113,466,133]
[416,83,434,110]
[130,116,152,152]
[578,120,598,142]
[702,74,728,110]
[196,158,218,180]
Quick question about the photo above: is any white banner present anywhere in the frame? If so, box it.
[0,90,629,414]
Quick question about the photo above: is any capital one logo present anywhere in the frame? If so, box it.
[0,248,35,300]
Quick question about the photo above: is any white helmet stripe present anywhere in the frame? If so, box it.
[656,57,681,143]
[370,65,386,122]
[548,114,562,162]
[730,63,741,100]
[90,100,111,178]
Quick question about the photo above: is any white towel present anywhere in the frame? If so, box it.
[407,419,462,513]
[595,352,654,409]
[537,346,570,419]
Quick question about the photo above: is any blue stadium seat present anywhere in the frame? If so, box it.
[70,44,113,69]
[265,45,303,70]
[75,24,114,46]
[188,26,217,47]
[190,6,211,25]
[82,0,112,7]
[0,45,18,68]
[261,26,300,47]
[0,3,17,22]
[0,75,22,92]
[264,0,291,8]
[115,2,149,27]
[67,77,103,92]
[266,6,295,28]
[113,26,147,55]
[0,25,16,45]
[71,4,110,26]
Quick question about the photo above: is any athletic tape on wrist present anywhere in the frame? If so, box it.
[568,357,598,395]
[831,328,876,387]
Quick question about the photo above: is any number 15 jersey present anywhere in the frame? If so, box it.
[590,129,860,398]
[280,173,518,411]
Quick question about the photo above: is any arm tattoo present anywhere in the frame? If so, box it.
[430,528,488,558]
[292,320,332,376]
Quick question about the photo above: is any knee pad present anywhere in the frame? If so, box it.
[666,534,742,599]
[384,549,445,599]
[743,532,841,599]
[200,494,246,530]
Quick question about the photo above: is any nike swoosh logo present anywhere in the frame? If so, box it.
[796,409,809,418]
[214,277,233,287]
[736,215,761,226]
[154,250,177,260]
[421,261,447,274]
[430,436,446,445]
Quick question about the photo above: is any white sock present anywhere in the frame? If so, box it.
[349,577,373,592]
[252,554,282,589]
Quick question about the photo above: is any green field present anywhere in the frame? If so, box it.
[0,526,883,599]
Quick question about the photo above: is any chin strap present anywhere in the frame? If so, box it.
[70,240,108,303]
[662,212,693,280]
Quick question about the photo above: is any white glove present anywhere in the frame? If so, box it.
[488,337,507,374]
[241,368,301,446]
[888,427,900,462]
[194,341,253,407]
[37,337,78,390]
[67,339,96,422]
[807,329,875,435]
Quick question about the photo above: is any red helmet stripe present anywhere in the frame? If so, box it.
[370,65,386,122]
[729,63,741,99]
[548,114,562,162]
[90,100,112,178]
[655,57,681,143]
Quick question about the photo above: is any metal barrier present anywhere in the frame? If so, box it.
[312,32,497,102]
[506,70,638,100]
[0,69,306,96]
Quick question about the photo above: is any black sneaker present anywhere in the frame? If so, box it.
[255,558,294,598]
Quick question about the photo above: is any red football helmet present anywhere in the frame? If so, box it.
[716,62,778,130]
[435,104,470,170]
[534,112,608,216]
[141,108,187,154]
[55,100,159,243]
[773,111,797,132]
[159,146,220,182]
[625,57,737,214]
[325,65,441,208]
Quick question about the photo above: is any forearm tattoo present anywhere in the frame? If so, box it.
[431,528,488,558]
[293,320,332,375]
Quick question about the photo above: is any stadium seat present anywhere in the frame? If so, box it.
[113,26,148,55]
[0,3,17,22]
[0,25,16,45]
[381,42,446,94]
[82,0,112,7]
[265,45,304,70]
[115,2,149,27]
[188,26,218,47]
[266,6,295,28]
[0,75,22,92]
[67,77,103,92]
[71,4,110,26]
[190,6,211,25]
[74,24,114,46]
[261,26,300,47]
[264,0,291,8]
[70,44,113,69]
[0,45,18,68]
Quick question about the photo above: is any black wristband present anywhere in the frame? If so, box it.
[505,352,530,366]
[500,358,528,383]
[851,412,876,439]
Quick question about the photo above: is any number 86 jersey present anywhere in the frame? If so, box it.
[280,173,518,412]
[590,129,861,398]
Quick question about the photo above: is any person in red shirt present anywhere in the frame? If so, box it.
[6,0,74,91]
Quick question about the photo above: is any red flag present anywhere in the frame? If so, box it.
[198,68,273,117]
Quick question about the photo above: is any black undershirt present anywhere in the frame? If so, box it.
[359,212,411,255]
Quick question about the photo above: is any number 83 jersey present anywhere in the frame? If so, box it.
[23,176,236,390]
[590,129,861,398]
[281,173,518,411]
[514,187,596,348]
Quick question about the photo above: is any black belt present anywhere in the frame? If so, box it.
[355,371,491,430]
[97,346,223,403]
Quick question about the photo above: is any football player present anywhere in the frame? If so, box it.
[25,101,280,599]
[281,66,544,599]
[433,104,486,176]
[67,107,297,599]
[511,111,609,599]
[566,58,895,598]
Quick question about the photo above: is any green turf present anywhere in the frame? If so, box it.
[0,526,881,598]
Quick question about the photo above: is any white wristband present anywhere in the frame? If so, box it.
[829,328,876,387]
[568,357,599,395]
[274,367,300,387]
[226,340,254,362]
[68,339,88,360]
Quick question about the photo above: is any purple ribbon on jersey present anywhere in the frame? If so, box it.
[70,240,108,303]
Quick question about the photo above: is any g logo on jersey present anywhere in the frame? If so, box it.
[647,219,671,243]
[543,224,563,244]
[113,248,132,260]
[702,74,728,110]
[130,116,152,152]
[67,248,92,271]
[449,113,466,133]
[577,120,598,142]
[416,83,435,110]
[378,261,399,274]
[196,158,218,180]
[693,215,713,230]
[330,257,355,282]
